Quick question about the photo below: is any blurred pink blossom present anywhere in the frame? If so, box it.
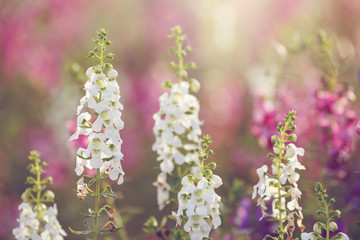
[314,85,357,164]
[0,196,19,235]
[251,97,279,150]
[356,121,360,135]
[201,80,243,148]
[0,0,87,88]
[28,128,69,187]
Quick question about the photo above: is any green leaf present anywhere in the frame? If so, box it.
[80,211,97,218]
[68,227,92,235]
[101,193,123,199]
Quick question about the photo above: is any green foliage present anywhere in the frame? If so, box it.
[88,28,115,73]
[167,25,199,91]
[22,151,55,207]
[311,182,347,240]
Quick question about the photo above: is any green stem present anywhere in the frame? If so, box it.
[100,41,104,70]
[276,122,289,239]
[35,161,42,221]
[325,201,330,240]
[93,169,101,240]
[176,39,184,84]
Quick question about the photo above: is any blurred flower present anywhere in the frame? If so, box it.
[0,0,88,88]
[28,129,69,187]
[356,121,360,135]
[251,97,279,150]
[314,85,357,165]
[41,204,67,239]
[13,203,41,240]
[153,172,170,211]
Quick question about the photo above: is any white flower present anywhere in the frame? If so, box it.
[252,165,268,199]
[285,143,304,162]
[153,172,171,211]
[42,204,67,239]
[339,233,350,240]
[301,231,349,240]
[301,232,315,240]
[153,81,202,173]
[253,141,305,223]
[71,66,125,184]
[174,173,222,240]
[76,176,88,200]
[13,203,40,240]
[13,203,66,240]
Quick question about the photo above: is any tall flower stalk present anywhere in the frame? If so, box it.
[301,182,349,240]
[144,25,204,239]
[13,151,67,240]
[152,26,202,211]
[69,29,124,239]
[252,110,306,240]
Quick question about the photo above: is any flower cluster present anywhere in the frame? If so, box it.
[315,84,357,164]
[13,151,66,240]
[301,182,349,240]
[152,26,202,210]
[153,81,202,173]
[312,31,357,166]
[252,110,306,239]
[172,135,222,240]
[70,29,125,185]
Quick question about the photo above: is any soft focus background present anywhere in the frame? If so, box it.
[1,0,360,239]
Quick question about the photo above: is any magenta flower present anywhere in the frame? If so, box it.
[314,84,357,163]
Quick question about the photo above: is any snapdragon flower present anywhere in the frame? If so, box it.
[152,26,202,211]
[69,29,124,239]
[252,110,305,239]
[172,135,222,240]
[153,81,202,173]
[70,62,125,185]
[13,151,66,240]
[13,203,41,240]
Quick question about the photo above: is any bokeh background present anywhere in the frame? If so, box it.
[1,0,360,239]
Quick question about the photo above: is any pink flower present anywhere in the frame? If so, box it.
[356,121,360,135]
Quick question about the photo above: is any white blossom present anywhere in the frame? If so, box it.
[153,172,171,211]
[252,140,305,222]
[173,173,222,240]
[71,66,125,184]
[301,232,349,240]
[13,203,40,240]
[153,81,202,173]
[13,203,66,240]
[153,81,202,210]
[41,204,67,239]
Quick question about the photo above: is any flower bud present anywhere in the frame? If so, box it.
[329,222,338,232]
[313,222,322,235]
[178,69,187,79]
[161,80,172,90]
[107,69,118,80]
[271,135,280,143]
[189,78,200,92]
[43,190,55,202]
[288,133,297,142]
